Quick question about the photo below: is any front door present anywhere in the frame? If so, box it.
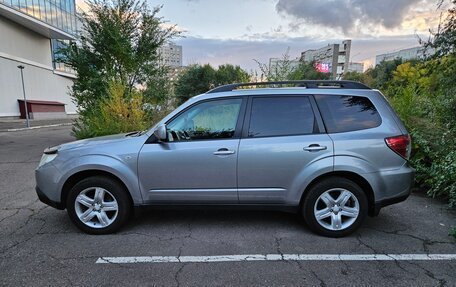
[138,98,245,204]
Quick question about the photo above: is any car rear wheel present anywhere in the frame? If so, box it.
[67,176,131,235]
[303,177,367,237]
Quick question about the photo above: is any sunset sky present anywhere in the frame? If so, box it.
[77,0,447,71]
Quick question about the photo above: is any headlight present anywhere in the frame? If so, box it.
[38,145,60,168]
[38,153,58,168]
[44,145,60,154]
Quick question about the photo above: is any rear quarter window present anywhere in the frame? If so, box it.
[315,95,382,133]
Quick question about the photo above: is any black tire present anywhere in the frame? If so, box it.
[302,176,368,238]
[66,176,131,235]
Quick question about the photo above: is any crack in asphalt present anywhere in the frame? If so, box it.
[366,227,455,253]
[0,209,20,224]
[405,260,448,287]
[356,231,452,285]
[174,245,186,287]
[355,233,377,253]
[0,185,35,203]
[294,261,310,283]
[309,269,327,287]
[274,235,284,261]
[0,204,48,254]
[357,233,415,275]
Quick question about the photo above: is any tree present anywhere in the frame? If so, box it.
[175,64,216,104]
[175,64,250,104]
[288,62,330,80]
[342,71,374,87]
[254,48,297,81]
[367,58,403,89]
[255,49,329,82]
[423,0,456,57]
[62,0,180,118]
[215,64,250,86]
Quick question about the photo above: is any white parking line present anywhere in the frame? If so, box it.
[96,254,456,264]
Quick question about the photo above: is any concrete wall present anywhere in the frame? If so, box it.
[0,16,76,117]
[0,16,53,66]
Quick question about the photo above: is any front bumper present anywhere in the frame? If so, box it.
[36,186,64,210]
[35,162,64,209]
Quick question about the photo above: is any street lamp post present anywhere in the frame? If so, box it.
[17,65,30,128]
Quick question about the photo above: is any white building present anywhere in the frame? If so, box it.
[268,57,301,73]
[301,40,352,79]
[157,42,183,68]
[375,46,435,65]
[347,62,364,73]
[0,0,77,118]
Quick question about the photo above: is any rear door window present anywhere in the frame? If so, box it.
[314,95,381,133]
[248,96,316,137]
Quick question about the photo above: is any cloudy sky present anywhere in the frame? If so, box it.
[78,0,447,71]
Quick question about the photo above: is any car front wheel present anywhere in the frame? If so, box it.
[66,176,131,235]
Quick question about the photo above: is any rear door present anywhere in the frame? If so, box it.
[237,95,334,203]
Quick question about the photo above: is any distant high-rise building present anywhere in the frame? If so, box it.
[301,40,351,79]
[0,0,78,117]
[375,46,435,65]
[158,43,183,68]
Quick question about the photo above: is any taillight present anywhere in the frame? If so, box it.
[385,135,411,160]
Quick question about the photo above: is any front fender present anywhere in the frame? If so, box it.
[56,154,143,205]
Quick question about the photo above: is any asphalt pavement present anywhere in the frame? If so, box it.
[0,126,455,286]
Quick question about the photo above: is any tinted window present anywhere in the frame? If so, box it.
[167,99,242,141]
[248,97,315,137]
[315,95,381,133]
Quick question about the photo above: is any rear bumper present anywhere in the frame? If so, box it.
[372,189,410,216]
[370,164,414,216]
[36,186,64,210]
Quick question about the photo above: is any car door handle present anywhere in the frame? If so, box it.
[303,144,327,152]
[213,148,236,156]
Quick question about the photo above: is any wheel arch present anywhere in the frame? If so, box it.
[61,170,134,209]
[299,171,376,216]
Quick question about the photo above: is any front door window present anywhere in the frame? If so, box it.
[167,98,242,141]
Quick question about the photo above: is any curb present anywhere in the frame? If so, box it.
[1,122,73,132]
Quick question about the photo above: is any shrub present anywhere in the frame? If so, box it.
[73,82,149,139]
[382,57,456,207]
[450,227,456,239]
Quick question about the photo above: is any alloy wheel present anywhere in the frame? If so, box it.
[74,187,119,228]
[313,188,360,231]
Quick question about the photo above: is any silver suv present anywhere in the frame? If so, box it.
[35,81,414,237]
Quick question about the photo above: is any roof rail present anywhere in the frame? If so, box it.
[206,80,370,94]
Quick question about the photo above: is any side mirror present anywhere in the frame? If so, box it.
[153,124,167,141]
